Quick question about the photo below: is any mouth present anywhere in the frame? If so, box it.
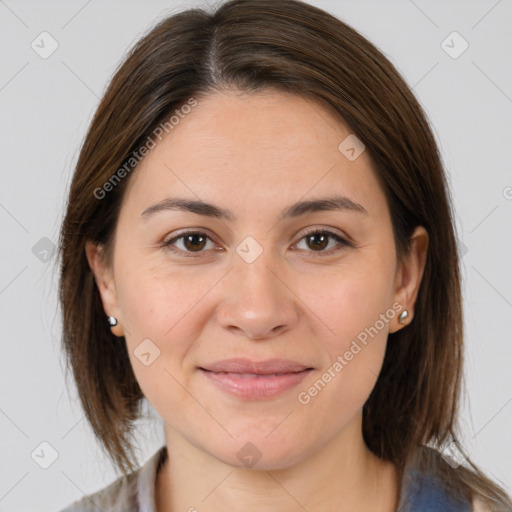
[198,358,314,400]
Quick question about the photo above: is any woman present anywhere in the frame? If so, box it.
[57,0,512,510]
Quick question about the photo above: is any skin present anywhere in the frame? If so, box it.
[86,89,428,512]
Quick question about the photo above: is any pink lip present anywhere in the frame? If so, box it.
[199,358,313,399]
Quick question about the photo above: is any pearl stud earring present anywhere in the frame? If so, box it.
[399,310,409,324]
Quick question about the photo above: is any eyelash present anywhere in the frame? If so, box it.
[162,228,352,258]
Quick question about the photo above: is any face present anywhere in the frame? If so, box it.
[87,89,427,470]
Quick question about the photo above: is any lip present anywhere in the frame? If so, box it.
[199,358,314,400]
[200,358,312,374]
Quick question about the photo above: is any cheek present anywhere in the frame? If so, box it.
[113,258,211,418]
[294,280,393,442]
[294,249,396,413]
[299,249,396,348]
[114,251,206,340]
[110,253,196,381]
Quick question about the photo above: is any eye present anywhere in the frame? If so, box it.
[162,228,352,258]
[162,231,217,257]
[293,228,351,256]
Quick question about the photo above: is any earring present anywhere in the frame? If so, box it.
[107,315,124,337]
[399,310,409,324]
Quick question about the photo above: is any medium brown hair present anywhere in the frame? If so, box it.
[58,0,512,509]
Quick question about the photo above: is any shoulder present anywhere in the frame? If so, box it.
[402,471,472,511]
[57,471,138,512]
[57,445,167,512]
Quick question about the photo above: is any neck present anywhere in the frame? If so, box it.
[155,414,400,512]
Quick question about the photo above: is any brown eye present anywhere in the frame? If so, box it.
[163,231,215,257]
[182,233,207,251]
[163,228,351,259]
[305,232,330,251]
[295,229,351,255]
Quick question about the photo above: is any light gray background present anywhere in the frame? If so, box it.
[0,0,511,510]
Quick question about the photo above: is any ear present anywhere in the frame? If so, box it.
[85,240,124,337]
[389,226,429,333]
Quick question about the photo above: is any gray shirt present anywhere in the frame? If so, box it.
[59,446,167,512]
[58,445,471,511]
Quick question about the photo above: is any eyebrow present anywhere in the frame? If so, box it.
[140,195,368,221]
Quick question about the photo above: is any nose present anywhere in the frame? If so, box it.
[215,249,300,340]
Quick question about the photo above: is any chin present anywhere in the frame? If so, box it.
[205,433,308,471]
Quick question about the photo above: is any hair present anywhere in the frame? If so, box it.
[57,0,512,509]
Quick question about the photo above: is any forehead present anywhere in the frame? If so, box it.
[122,90,386,220]
[160,89,352,159]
